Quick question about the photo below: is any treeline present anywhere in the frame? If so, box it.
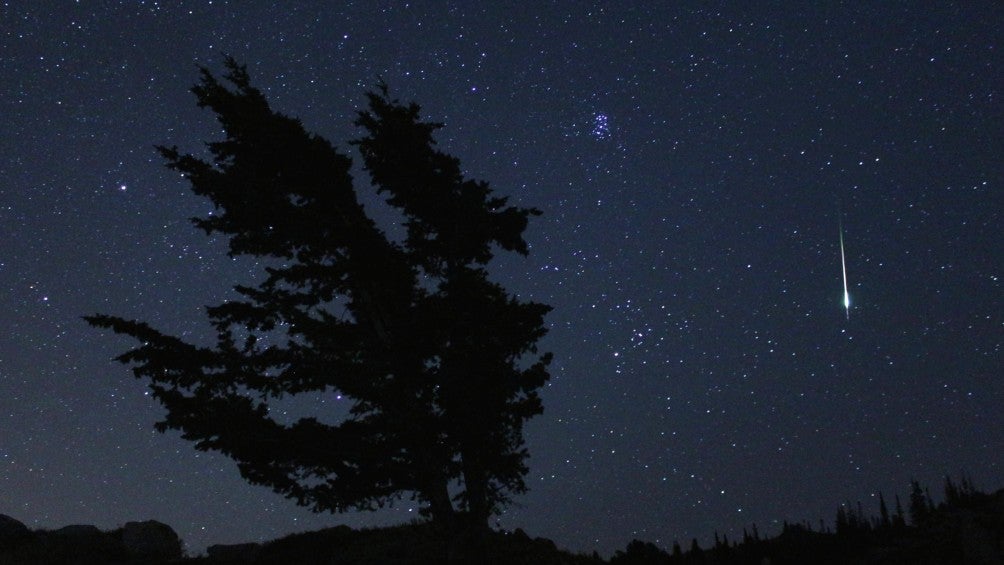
[611,475,1004,565]
[4,476,998,564]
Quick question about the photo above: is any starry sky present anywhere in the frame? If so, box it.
[1,0,1001,557]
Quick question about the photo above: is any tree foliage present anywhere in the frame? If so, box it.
[85,58,551,534]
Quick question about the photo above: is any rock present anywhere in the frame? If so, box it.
[53,524,104,538]
[0,513,30,545]
[207,542,262,562]
[120,520,183,559]
[47,524,124,560]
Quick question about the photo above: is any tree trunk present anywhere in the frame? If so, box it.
[447,453,490,561]
[426,480,455,527]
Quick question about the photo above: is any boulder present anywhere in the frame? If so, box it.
[53,524,104,539]
[207,542,262,562]
[48,524,124,559]
[120,520,183,559]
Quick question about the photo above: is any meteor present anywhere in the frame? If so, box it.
[839,217,850,320]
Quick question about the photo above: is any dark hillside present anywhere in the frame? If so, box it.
[2,479,1001,564]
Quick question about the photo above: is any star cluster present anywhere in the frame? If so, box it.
[1,1,1000,556]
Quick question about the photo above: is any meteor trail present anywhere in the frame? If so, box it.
[839,217,850,320]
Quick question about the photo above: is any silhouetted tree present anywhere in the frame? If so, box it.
[836,505,849,535]
[878,491,891,528]
[84,58,551,551]
[960,473,976,498]
[687,538,705,564]
[893,494,907,528]
[909,480,931,526]
[944,475,960,505]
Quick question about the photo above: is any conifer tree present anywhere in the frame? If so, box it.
[960,473,976,498]
[893,494,907,528]
[944,476,960,505]
[909,480,930,526]
[836,505,849,535]
[85,58,551,543]
[878,491,891,528]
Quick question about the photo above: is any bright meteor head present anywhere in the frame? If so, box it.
[839,215,850,319]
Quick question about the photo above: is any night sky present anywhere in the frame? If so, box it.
[2,1,1001,557]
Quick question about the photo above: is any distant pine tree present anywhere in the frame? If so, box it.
[944,475,960,505]
[960,473,976,498]
[688,538,705,564]
[879,492,891,528]
[893,494,907,528]
[836,505,849,535]
[910,480,930,526]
